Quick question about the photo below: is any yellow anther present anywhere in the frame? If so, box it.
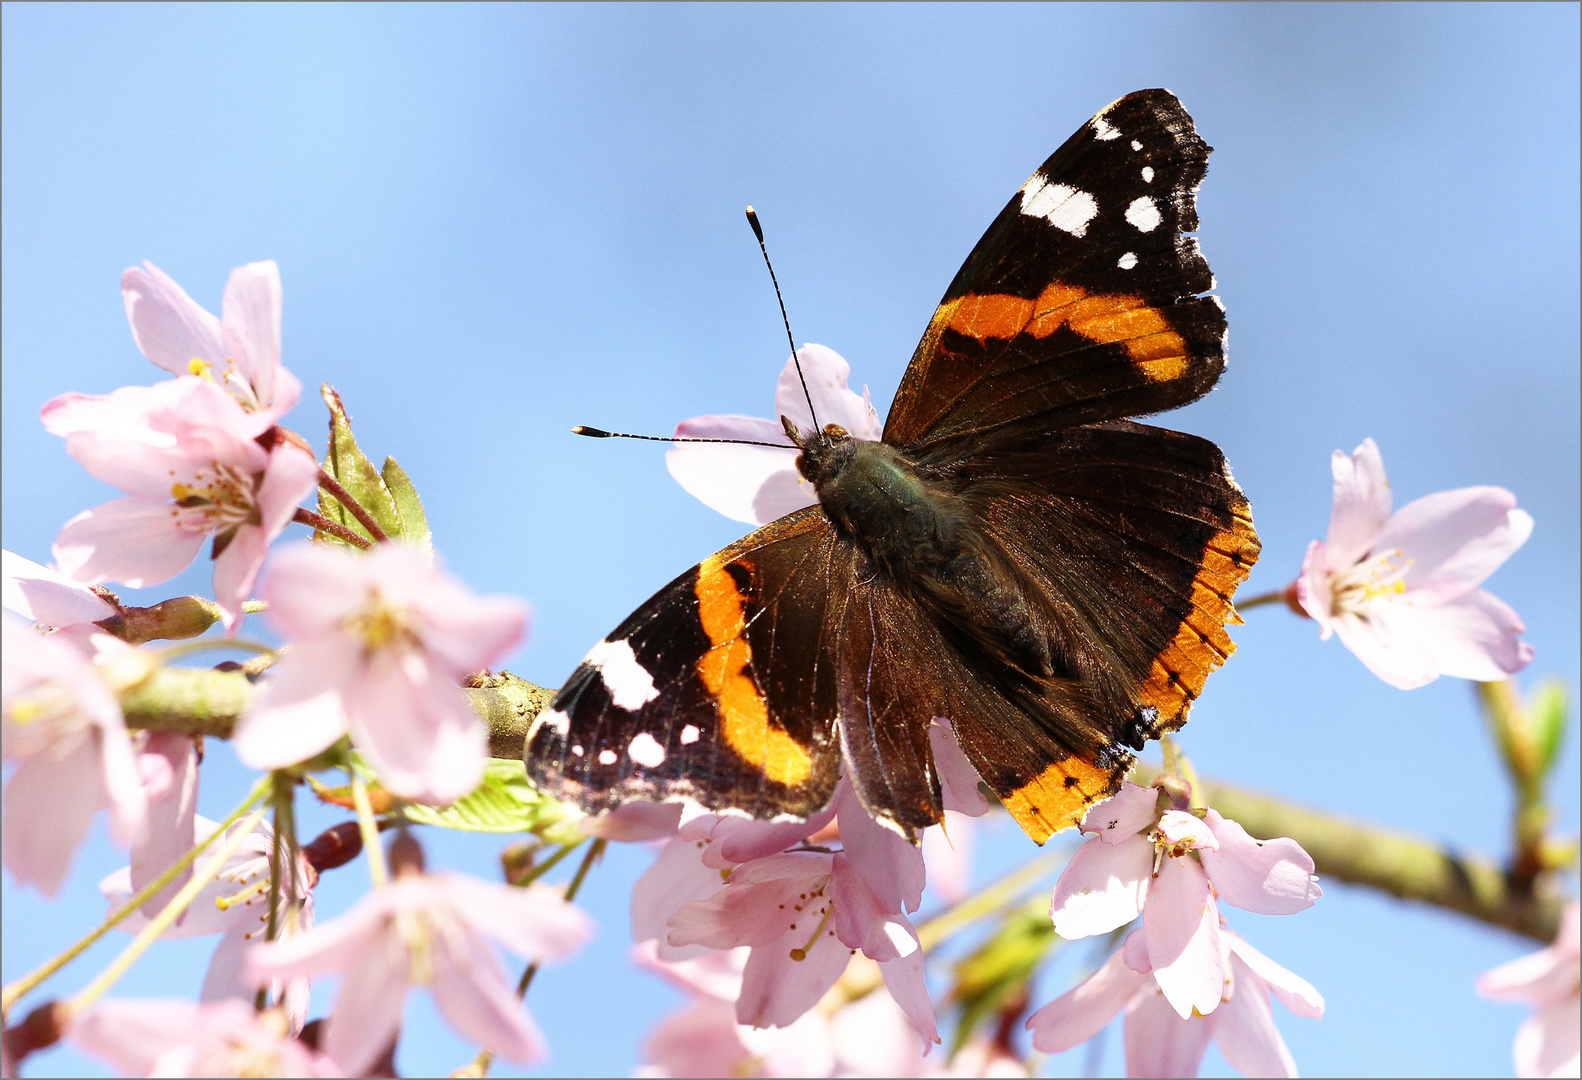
[187,357,214,380]
[215,878,270,911]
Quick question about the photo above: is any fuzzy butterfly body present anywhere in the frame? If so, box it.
[526,89,1259,843]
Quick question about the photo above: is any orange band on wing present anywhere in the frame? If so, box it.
[941,282,1190,375]
[1137,516,1261,729]
[695,554,813,787]
[1001,755,1123,845]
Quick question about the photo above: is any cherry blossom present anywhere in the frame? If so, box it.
[636,783,937,1043]
[2,614,146,895]
[1047,782,1320,1019]
[1,549,115,633]
[232,542,528,803]
[1027,927,1323,1078]
[633,943,838,1077]
[667,345,882,525]
[70,998,339,1078]
[121,259,301,424]
[243,852,593,1075]
[102,814,315,1027]
[42,376,319,632]
[1295,438,1534,689]
[1477,901,1580,1078]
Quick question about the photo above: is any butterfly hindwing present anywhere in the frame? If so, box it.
[527,507,845,821]
[886,89,1224,450]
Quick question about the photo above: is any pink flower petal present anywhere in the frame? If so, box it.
[834,781,926,914]
[695,804,835,868]
[631,940,747,1002]
[321,933,410,1076]
[200,921,314,1033]
[878,947,939,1047]
[1200,810,1321,916]
[2,739,105,895]
[232,635,356,770]
[1,550,115,627]
[669,878,813,951]
[1376,487,1531,601]
[1330,609,1441,690]
[830,853,921,963]
[53,499,209,588]
[1048,834,1153,939]
[1080,781,1160,844]
[1124,983,1212,1078]
[1224,931,1325,1020]
[220,261,283,406]
[430,929,548,1065]
[830,982,931,1073]
[921,811,975,904]
[1295,539,1337,638]
[213,442,318,628]
[122,262,228,377]
[344,650,486,803]
[1515,997,1582,1078]
[641,997,755,1077]
[1157,810,1218,851]
[1207,950,1298,1077]
[443,877,594,964]
[632,836,730,961]
[1325,439,1392,569]
[666,414,807,526]
[581,800,683,841]
[1145,856,1224,1020]
[1375,588,1534,682]
[739,1006,839,1075]
[774,346,882,443]
[130,733,199,918]
[735,914,851,1028]
[259,543,370,639]
[1026,941,1148,1053]
[930,720,991,816]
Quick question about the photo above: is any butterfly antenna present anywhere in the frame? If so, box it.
[746,205,819,432]
[572,426,792,449]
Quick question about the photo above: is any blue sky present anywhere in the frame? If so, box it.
[3,4,1577,1077]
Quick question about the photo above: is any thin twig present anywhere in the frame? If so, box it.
[316,469,390,543]
[292,507,374,549]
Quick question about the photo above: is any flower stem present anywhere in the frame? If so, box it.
[351,773,388,888]
[1234,588,1288,611]
[0,779,268,1019]
[292,507,374,550]
[157,637,277,663]
[316,468,390,543]
[64,805,269,1018]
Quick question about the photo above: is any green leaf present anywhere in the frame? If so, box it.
[317,385,404,547]
[1530,679,1570,779]
[381,456,433,555]
[398,759,587,842]
[947,897,1061,1055]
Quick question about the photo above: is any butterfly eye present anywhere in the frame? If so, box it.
[822,423,849,440]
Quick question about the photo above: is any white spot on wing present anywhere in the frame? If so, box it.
[1142,166,1155,183]
[1125,196,1162,233]
[571,744,584,757]
[584,638,659,711]
[680,724,701,745]
[598,749,618,765]
[1091,115,1122,141]
[527,706,571,742]
[1019,175,1099,237]
[1131,139,1143,151]
[1118,252,1139,270]
[628,732,666,767]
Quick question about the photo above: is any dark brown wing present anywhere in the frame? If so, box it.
[885,89,1223,451]
[932,420,1258,840]
[526,507,847,821]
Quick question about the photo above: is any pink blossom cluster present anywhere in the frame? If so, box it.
[1028,782,1324,1077]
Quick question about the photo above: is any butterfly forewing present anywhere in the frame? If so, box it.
[886,89,1224,450]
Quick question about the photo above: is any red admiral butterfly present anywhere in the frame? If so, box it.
[527,89,1259,844]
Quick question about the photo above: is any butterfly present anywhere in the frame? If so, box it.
[526,89,1259,844]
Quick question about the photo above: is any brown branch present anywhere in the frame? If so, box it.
[291,507,374,550]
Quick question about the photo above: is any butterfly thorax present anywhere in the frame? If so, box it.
[791,421,1055,677]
